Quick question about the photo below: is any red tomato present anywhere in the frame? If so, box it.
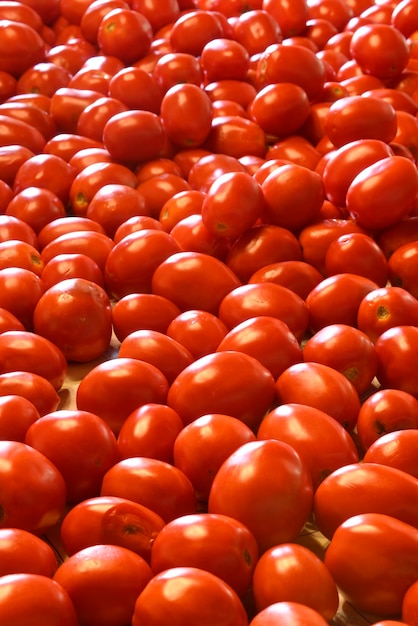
[101,456,196,522]
[113,215,164,243]
[252,543,339,620]
[248,82,310,137]
[103,110,166,164]
[152,52,204,92]
[357,286,418,342]
[77,357,169,436]
[0,573,78,626]
[0,239,43,276]
[108,66,162,113]
[0,394,40,442]
[249,602,330,626]
[388,241,418,299]
[0,330,68,391]
[151,513,258,597]
[363,429,418,479]
[262,0,308,37]
[117,403,184,463]
[40,230,114,273]
[80,0,132,45]
[33,278,112,363]
[6,187,67,234]
[0,101,56,141]
[0,267,45,330]
[60,495,165,561]
[218,282,309,341]
[76,96,128,143]
[25,409,119,504]
[49,87,104,134]
[97,8,153,64]
[232,9,282,56]
[375,325,418,397]
[249,260,323,300]
[403,579,418,625]
[201,171,265,240]
[314,462,418,540]
[16,61,72,96]
[167,350,276,431]
[0,112,46,153]
[303,323,378,395]
[118,329,194,384]
[104,229,181,299]
[0,440,66,533]
[208,439,313,552]
[166,309,228,359]
[350,23,409,79]
[0,20,45,78]
[152,251,241,314]
[111,293,181,341]
[169,213,232,260]
[169,10,225,56]
[324,513,418,616]
[0,371,60,416]
[347,156,418,230]
[187,152,247,193]
[53,544,153,626]
[160,83,213,148]
[0,526,57,577]
[325,232,388,287]
[217,315,302,379]
[200,37,250,82]
[276,361,361,431]
[37,216,106,250]
[132,566,248,626]
[325,96,397,148]
[41,253,105,289]
[0,144,35,188]
[265,135,322,170]
[173,413,256,503]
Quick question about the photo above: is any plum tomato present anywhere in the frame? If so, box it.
[388,241,418,299]
[166,309,228,359]
[111,293,181,341]
[374,325,418,398]
[364,429,418,479]
[357,286,418,343]
[249,260,323,300]
[160,83,213,148]
[324,232,388,287]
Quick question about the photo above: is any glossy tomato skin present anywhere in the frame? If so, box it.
[0,394,40,442]
[349,23,409,79]
[0,20,45,78]
[53,544,153,626]
[0,440,66,534]
[166,309,228,359]
[160,83,213,148]
[33,278,113,363]
[0,527,58,577]
[375,325,418,397]
[324,513,418,616]
[103,110,165,164]
[388,241,418,299]
[313,462,418,540]
[111,293,181,341]
[168,350,276,432]
[150,513,259,597]
[0,573,78,626]
[0,371,60,417]
[132,566,249,626]
[0,267,45,330]
[208,439,313,553]
[249,601,329,626]
[324,232,388,287]
[257,403,359,490]
[249,260,323,300]
[357,286,418,343]
[252,543,339,621]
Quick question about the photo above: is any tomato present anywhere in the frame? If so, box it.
[60,495,165,560]
[41,253,104,289]
[49,87,104,134]
[0,144,34,188]
[12,153,76,205]
[53,544,153,626]
[0,20,45,78]
[132,566,248,626]
[364,429,418,479]
[173,413,256,504]
[0,371,60,417]
[350,23,409,79]
[0,239,43,277]
[0,573,78,626]
[388,241,418,299]
[378,216,418,259]
[44,133,105,162]
[248,83,310,138]
[248,260,322,300]
[232,9,283,56]
[249,602,330,626]
[103,110,165,164]
[169,11,225,56]
[204,114,267,159]
[324,513,418,616]
[0,112,46,153]
[41,230,114,274]
[16,61,70,96]
[218,282,309,341]
[208,439,312,552]
[108,66,162,113]
[159,83,212,149]
[187,152,247,193]
[33,278,112,363]
[0,526,57,577]
[152,251,241,314]
[357,286,418,343]
[76,357,169,435]
[0,394,40,442]
[6,187,67,234]
[205,79,257,109]
[314,462,418,541]
[374,325,418,397]
[201,171,265,240]
[217,315,302,379]
[112,293,181,341]
[76,96,128,143]
[97,8,153,64]
[276,361,361,431]
[258,402,358,489]
[403,579,418,625]
[262,0,308,38]
[0,267,45,330]
[322,138,394,208]
[80,0,131,45]
[152,52,204,93]
[265,134,322,170]
[130,0,179,32]
[38,216,106,250]
[325,232,388,287]
[101,455,196,522]
[166,309,228,359]
[200,37,249,82]
[0,439,66,533]
[325,96,397,148]
[113,215,164,242]
[252,542,338,620]
[0,101,56,141]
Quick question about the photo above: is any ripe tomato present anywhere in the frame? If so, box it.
[0,573,78,626]
[0,394,40,442]
[41,230,114,273]
[208,439,313,552]
[103,110,166,164]
[232,9,282,56]
[0,20,45,78]
[76,96,128,143]
[403,579,418,625]
[53,544,153,626]
[111,293,181,340]
[41,253,105,289]
[357,286,418,343]
[262,0,308,38]
[324,513,418,616]
[350,23,409,79]
[374,325,418,397]
[0,371,60,417]
[0,239,43,276]
[200,37,250,82]
[388,241,418,299]
[169,10,225,56]
[363,429,418,479]
[160,83,213,148]
[0,526,57,577]
[6,187,67,234]
[37,216,106,249]
[0,266,45,330]
[204,114,267,159]
[132,566,248,626]
[167,350,276,431]
[0,112,46,153]
[117,403,184,463]
[166,309,228,359]
[152,52,204,92]
[33,278,112,363]
[258,403,359,489]
[252,543,339,620]
[97,8,153,64]
[249,602,330,626]
[249,260,323,300]
[151,513,258,597]
[108,66,162,113]
[248,83,310,138]
[325,232,388,287]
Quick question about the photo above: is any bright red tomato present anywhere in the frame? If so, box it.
[0,527,57,577]
[374,325,418,397]
[364,429,418,479]
[249,602,330,626]
[325,232,388,287]
[349,23,409,79]
[357,286,418,343]
[160,83,213,148]
[166,309,228,359]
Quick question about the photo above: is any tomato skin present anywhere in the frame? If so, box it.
[152,251,241,314]
[38,216,106,250]
[41,230,114,273]
[249,260,323,300]
[325,232,388,287]
[350,23,409,79]
[0,371,60,417]
[403,579,418,626]
[0,527,58,577]
[204,114,268,159]
[347,156,418,230]
[258,403,358,490]
[248,82,310,138]
[0,573,78,626]
[374,325,418,397]
[0,330,68,391]
[0,267,45,330]
[101,456,196,522]
[314,462,418,540]
[363,429,418,479]
[0,112,46,153]
[111,293,181,341]
[97,8,153,64]
[388,241,418,299]
[76,357,169,436]
[252,543,339,620]
[160,83,213,148]
[168,350,276,432]
[166,309,228,359]
[151,513,259,597]
[0,20,45,78]
[53,544,153,626]
[357,286,418,343]
[249,601,329,626]
[208,439,313,553]
[132,566,249,626]
[0,394,40,442]
[103,110,166,164]
[324,513,418,616]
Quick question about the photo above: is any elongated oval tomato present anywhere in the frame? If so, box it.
[324,513,418,616]
[0,528,58,577]
[363,429,418,479]
[313,462,418,540]
[0,371,60,416]
[208,439,313,553]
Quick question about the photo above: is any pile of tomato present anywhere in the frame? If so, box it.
[2,0,418,624]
